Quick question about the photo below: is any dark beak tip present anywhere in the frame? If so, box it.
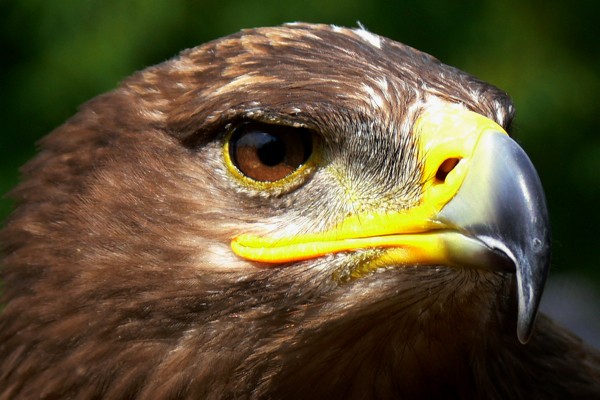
[515,243,551,344]
[517,313,536,344]
[439,131,552,344]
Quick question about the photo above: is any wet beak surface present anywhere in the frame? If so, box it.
[438,131,551,343]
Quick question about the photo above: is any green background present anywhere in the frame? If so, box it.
[1,1,599,338]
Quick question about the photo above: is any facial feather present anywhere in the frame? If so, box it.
[2,23,596,400]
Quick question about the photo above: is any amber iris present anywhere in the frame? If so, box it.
[228,123,313,182]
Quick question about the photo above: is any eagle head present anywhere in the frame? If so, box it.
[2,23,598,399]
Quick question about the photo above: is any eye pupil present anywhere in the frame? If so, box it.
[257,135,285,166]
[228,123,313,182]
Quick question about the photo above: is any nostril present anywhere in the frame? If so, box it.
[435,158,460,183]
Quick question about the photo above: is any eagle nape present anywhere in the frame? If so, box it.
[1,23,599,399]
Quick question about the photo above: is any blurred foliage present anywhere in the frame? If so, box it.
[1,0,599,288]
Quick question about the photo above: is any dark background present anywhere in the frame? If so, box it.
[1,1,599,343]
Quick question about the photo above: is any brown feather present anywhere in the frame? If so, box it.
[1,23,598,399]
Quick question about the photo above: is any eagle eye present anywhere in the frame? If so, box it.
[227,123,313,183]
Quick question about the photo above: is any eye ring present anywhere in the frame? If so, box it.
[223,122,318,191]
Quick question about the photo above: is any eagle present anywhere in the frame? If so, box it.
[1,23,599,399]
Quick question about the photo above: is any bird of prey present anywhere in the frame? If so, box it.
[1,23,599,399]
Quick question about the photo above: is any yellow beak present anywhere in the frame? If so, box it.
[231,104,551,343]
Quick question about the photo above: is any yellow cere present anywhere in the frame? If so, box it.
[231,104,508,265]
[416,103,508,214]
